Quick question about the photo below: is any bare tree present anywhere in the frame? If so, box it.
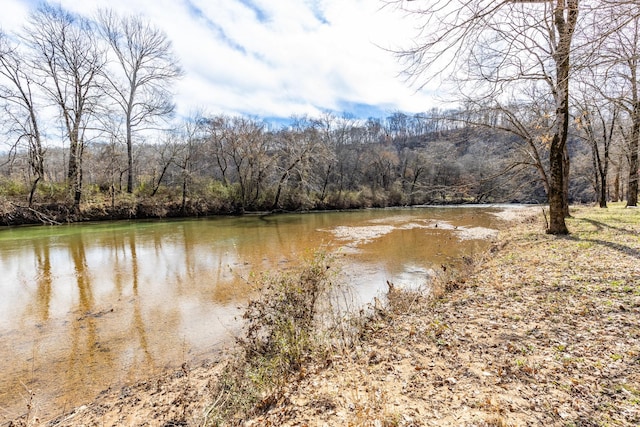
[204,115,232,187]
[271,117,325,210]
[0,31,45,206]
[385,0,589,233]
[573,74,619,208]
[605,12,640,207]
[222,117,272,211]
[25,4,106,209]
[98,9,182,194]
[173,113,206,213]
[455,89,554,198]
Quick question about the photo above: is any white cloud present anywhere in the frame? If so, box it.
[0,0,443,120]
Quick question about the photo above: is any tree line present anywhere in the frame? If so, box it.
[1,101,627,224]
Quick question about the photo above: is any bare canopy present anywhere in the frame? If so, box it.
[384,0,640,233]
[98,9,182,194]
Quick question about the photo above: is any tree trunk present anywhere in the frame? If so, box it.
[127,117,134,194]
[599,173,607,208]
[548,139,568,234]
[272,171,288,210]
[563,144,571,217]
[627,106,639,207]
[28,176,41,207]
[627,140,639,206]
[73,161,82,211]
[547,0,577,235]
[181,175,188,214]
[27,105,45,207]
[68,136,78,183]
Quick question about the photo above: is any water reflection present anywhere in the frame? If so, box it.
[0,207,510,421]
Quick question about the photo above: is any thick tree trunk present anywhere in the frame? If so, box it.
[599,169,608,208]
[548,137,569,234]
[547,0,577,235]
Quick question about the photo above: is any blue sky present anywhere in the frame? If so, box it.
[1,0,443,121]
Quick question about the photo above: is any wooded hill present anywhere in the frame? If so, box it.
[0,110,614,225]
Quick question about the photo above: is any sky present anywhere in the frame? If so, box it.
[0,0,443,123]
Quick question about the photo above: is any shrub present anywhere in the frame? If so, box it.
[37,181,72,204]
[206,251,337,425]
[241,251,333,373]
[0,178,28,197]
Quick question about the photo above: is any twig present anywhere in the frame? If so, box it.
[541,206,549,231]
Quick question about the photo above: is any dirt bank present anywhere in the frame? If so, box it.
[245,205,640,426]
[7,204,640,426]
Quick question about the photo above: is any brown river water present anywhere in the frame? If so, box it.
[0,206,520,422]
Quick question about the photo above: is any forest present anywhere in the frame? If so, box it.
[0,2,637,226]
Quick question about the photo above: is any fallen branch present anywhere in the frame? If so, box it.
[11,203,62,225]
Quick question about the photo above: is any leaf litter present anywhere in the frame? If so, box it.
[246,204,640,426]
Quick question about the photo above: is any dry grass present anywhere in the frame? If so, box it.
[204,251,356,426]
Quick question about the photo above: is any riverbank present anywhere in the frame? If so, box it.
[245,204,640,426]
[0,194,499,227]
[9,204,640,426]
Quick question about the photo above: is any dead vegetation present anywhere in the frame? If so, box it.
[204,251,344,426]
[246,204,640,426]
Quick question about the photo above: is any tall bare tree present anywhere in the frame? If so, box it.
[221,117,271,211]
[25,4,106,209]
[385,0,587,233]
[0,31,45,206]
[174,113,206,213]
[98,9,182,194]
[271,117,325,210]
[573,73,619,208]
[455,88,554,199]
[203,115,232,187]
[606,12,640,207]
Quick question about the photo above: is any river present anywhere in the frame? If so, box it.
[0,206,514,422]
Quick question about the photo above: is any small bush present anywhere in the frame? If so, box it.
[324,190,362,209]
[37,181,72,203]
[241,252,333,373]
[203,180,234,206]
[431,254,480,299]
[206,251,336,425]
[385,281,424,315]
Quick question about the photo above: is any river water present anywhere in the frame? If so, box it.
[0,206,512,421]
